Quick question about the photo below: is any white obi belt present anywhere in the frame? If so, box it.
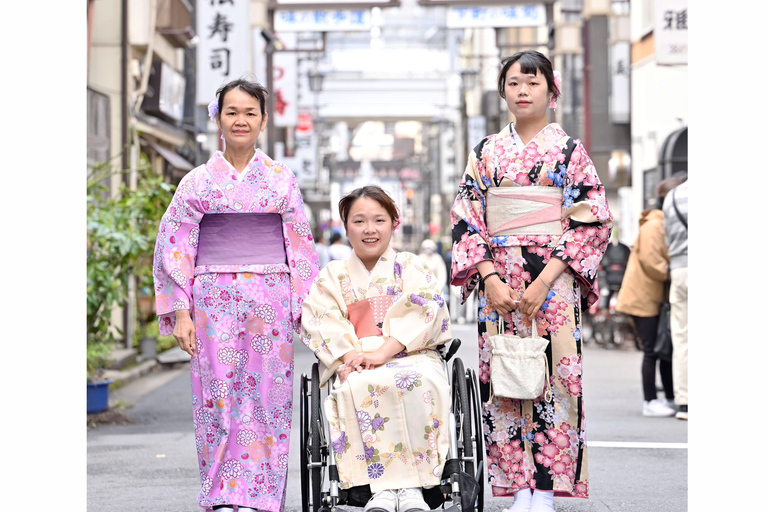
[486,186,564,237]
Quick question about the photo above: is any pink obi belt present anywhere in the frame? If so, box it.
[486,187,564,237]
[196,213,287,266]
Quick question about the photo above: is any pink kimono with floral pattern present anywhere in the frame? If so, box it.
[450,123,612,499]
[153,150,319,511]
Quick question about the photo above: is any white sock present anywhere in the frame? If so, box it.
[530,490,555,511]
[506,488,532,512]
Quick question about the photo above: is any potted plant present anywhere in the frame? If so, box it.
[86,156,174,412]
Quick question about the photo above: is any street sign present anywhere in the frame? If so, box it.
[654,0,688,65]
[274,8,372,31]
[446,4,546,28]
[196,0,250,105]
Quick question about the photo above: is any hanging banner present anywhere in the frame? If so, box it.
[253,31,298,127]
[196,0,250,105]
[609,42,630,124]
[446,4,546,28]
[274,9,371,32]
[654,0,687,65]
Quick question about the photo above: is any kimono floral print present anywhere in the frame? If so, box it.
[451,122,612,499]
[153,149,319,511]
[301,246,453,492]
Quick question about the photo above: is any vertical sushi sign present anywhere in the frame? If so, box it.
[196,0,251,105]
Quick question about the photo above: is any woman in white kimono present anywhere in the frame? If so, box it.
[301,186,453,512]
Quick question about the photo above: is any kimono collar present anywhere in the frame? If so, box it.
[501,123,566,154]
[206,149,266,184]
[347,244,397,299]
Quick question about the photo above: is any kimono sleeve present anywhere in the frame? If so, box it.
[279,166,320,334]
[551,141,614,307]
[449,136,495,302]
[300,265,358,373]
[152,171,204,337]
[382,253,453,353]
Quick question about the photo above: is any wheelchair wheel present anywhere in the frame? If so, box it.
[299,371,310,512]
[309,363,324,512]
[452,358,484,511]
[451,358,473,468]
[467,367,484,512]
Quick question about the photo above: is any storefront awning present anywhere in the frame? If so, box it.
[140,138,194,171]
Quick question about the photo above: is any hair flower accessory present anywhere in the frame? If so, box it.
[550,70,562,111]
[207,100,219,122]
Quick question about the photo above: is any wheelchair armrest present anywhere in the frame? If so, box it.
[439,338,462,362]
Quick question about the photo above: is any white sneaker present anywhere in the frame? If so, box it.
[397,488,430,512]
[643,399,676,417]
[364,489,398,512]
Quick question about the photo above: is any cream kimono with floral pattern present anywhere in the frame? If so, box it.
[300,246,453,492]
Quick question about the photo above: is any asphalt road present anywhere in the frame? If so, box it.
[87,323,687,512]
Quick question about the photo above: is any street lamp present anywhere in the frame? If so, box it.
[308,69,325,94]
[307,68,326,194]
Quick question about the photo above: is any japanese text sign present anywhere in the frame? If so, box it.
[196,0,250,106]
[446,4,545,28]
[274,9,371,32]
[654,0,687,65]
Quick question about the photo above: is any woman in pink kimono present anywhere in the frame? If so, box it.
[301,186,453,512]
[450,51,613,512]
[153,79,319,512]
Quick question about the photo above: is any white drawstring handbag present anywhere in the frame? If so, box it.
[487,318,552,404]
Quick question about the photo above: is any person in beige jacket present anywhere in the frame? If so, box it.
[616,176,685,417]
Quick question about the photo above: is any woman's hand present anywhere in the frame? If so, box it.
[518,277,550,320]
[483,276,520,317]
[173,309,196,356]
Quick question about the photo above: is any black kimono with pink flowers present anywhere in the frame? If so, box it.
[450,123,612,498]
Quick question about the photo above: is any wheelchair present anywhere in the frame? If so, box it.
[299,339,485,512]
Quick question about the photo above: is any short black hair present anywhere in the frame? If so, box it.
[330,232,342,244]
[215,78,269,117]
[498,50,559,102]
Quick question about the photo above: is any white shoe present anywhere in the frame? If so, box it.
[643,399,676,417]
[397,488,430,512]
[364,489,398,512]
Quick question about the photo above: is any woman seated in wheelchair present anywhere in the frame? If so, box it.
[301,185,453,512]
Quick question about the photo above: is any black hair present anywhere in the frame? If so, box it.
[338,185,400,229]
[330,232,342,244]
[497,50,559,102]
[215,78,269,117]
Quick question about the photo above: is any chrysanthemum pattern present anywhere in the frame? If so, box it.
[152,149,319,511]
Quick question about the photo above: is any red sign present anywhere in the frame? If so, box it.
[296,112,313,134]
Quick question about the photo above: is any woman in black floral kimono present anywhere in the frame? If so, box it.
[450,51,613,512]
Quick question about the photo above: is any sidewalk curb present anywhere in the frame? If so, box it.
[104,359,160,393]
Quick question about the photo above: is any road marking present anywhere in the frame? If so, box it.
[588,441,687,449]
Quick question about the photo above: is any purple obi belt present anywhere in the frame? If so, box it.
[196,213,286,266]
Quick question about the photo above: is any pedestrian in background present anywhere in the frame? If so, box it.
[328,231,353,261]
[152,78,319,512]
[315,230,330,269]
[662,175,688,420]
[451,50,613,512]
[616,176,685,418]
[419,238,448,298]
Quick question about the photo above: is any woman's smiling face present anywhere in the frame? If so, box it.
[345,196,394,270]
